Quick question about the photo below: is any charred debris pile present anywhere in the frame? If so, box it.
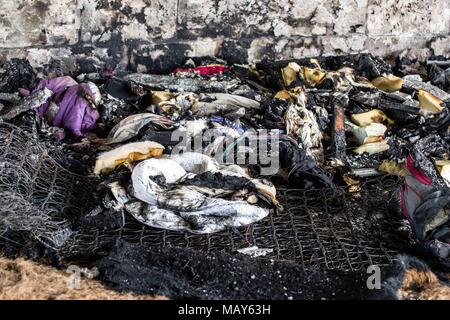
[0,53,449,298]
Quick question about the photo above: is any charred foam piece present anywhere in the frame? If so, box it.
[330,93,348,164]
[422,107,450,133]
[379,96,421,124]
[353,140,390,155]
[350,91,381,108]
[418,90,445,115]
[435,160,450,184]
[371,74,403,92]
[353,123,387,145]
[380,93,420,113]
[350,109,390,127]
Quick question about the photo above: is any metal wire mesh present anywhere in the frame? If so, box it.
[63,175,409,271]
[0,123,410,271]
[0,123,95,249]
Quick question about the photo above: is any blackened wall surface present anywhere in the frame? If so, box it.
[0,0,448,75]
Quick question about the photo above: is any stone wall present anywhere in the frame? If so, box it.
[0,0,448,75]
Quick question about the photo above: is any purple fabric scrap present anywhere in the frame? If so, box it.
[34,76,100,137]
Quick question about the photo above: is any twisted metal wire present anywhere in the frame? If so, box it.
[0,123,410,271]
[0,123,94,249]
[63,175,409,271]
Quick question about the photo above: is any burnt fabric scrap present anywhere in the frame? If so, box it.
[398,142,450,259]
[105,113,176,145]
[172,65,227,76]
[108,152,277,234]
[94,141,165,175]
[33,76,101,137]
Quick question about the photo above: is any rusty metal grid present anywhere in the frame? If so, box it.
[0,123,95,248]
[0,123,410,271]
[64,175,409,272]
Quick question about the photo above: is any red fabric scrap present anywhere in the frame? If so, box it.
[172,65,226,76]
[406,155,432,185]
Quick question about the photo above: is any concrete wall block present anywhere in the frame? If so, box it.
[0,0,78,48]
[177,0,368,39]
[365,35,434,58]
[0,0,448,69]
[78,0,177,43]
[322,34,367,55]
[430,35,450,57]
[367,0,450,36]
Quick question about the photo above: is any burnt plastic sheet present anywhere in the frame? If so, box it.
[63,175,409,272]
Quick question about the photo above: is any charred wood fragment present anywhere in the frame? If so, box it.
[330,93,348,163]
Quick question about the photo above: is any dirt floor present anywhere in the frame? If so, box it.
[0,256,165,300]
